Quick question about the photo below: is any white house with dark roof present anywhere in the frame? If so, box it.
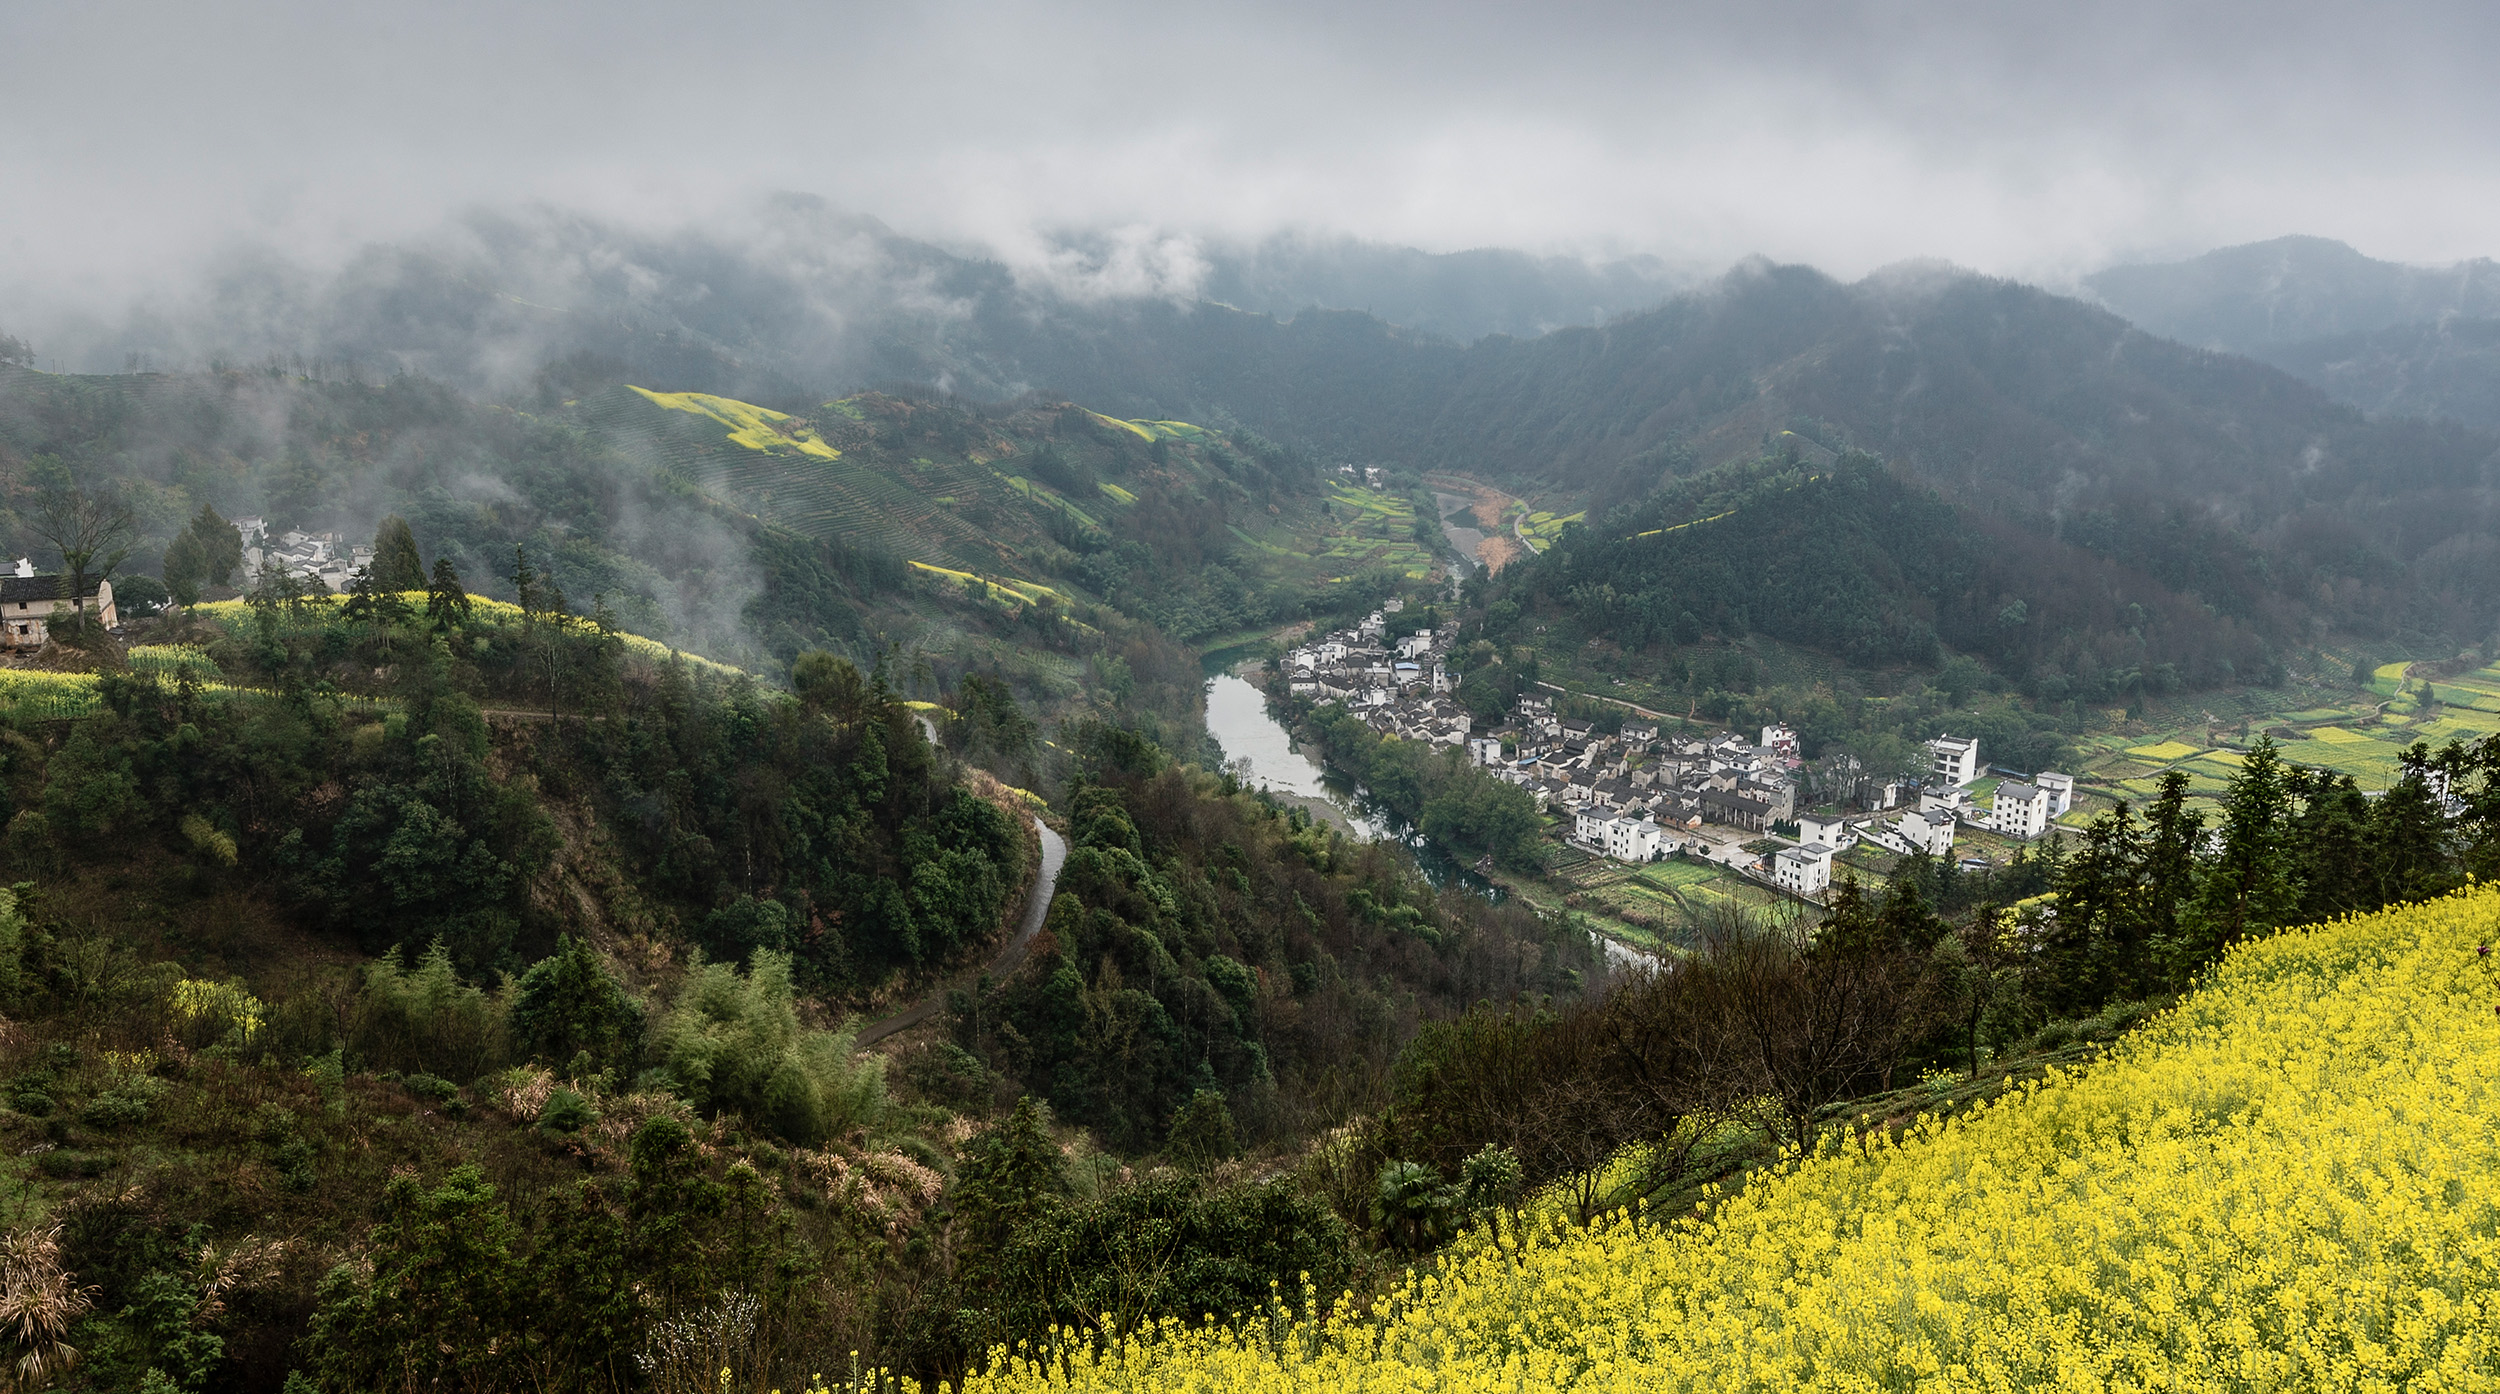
[1773,842,1834,897]
[1929,734,1982,787]
[1,560,116,648]
[1990,780,2053,839]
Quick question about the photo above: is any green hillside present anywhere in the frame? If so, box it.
[582,382,1445,639]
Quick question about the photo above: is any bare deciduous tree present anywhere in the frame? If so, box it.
[25,483,132,638]
[1685,907,1940,1154]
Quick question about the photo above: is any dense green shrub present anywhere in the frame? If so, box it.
[653,950,885,1145]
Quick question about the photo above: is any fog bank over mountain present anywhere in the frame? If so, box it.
[2085,237,2500,351]
[10,204,1697,397]
[8,0,2500,321]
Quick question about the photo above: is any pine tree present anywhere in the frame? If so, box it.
[2370,744,2454,908]
[2137,771,2202,988]
[369,515,426,591]
[302,1166,522,1391]
[954,1096,1068,1260]
[2189,736,2299,958]
[1811,874,1881,958]
[512,544,540,620]
[2048,800,2142,1012]
[1166,1087,1240,1171]
[161,528,207,607]
[184,505,243,588]
[424,558,470,632]
[2290,768,2374,922]
[1872,874,1948,955]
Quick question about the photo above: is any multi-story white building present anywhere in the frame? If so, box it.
[1773,842,1835,897]
[1895,807,1958,858]
[1602,815,1666,863]
[1990,780,2053,839]
[1797,813,1854,851]
[1576,809,1665,862]
[1929,735,1982,787]
[2034,771,2076,817]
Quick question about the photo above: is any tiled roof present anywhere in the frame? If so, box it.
[0,574,99,604]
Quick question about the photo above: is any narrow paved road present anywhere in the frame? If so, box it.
[857,812,1066,1045]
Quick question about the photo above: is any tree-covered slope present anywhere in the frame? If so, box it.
[1499,453,2280,694]
[1003,264,2500,654]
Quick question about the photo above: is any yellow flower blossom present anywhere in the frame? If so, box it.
[942,885,2500,1392]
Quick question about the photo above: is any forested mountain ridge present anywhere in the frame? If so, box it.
[0,359,1426,723]
[0,582,1596,1388]
[1002,262,2500,655]
[1492,454,2277,698]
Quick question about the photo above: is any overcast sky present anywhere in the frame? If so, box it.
[6,0,2497,309]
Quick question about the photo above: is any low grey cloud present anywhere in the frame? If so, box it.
[5,0,2495,322]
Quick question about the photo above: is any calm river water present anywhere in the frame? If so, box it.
[1201,667,1508,897]
[1203,664,1669,966]
[1202,671,1388,838]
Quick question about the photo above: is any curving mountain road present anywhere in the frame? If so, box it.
[857,812,1066,1046]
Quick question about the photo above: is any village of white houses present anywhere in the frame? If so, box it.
[1284,604,2075,909]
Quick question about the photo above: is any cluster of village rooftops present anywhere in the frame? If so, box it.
[1285,607,2074,904]
[231,518,377,595]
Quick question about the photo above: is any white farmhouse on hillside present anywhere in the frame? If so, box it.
[1892,807,1957,858]
[1,559,116,648]
[2034,771,2076,817]
[1797,812,1854,851]
[1601,815,1665,863]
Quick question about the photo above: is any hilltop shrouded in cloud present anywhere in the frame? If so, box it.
[6,0,2499,342]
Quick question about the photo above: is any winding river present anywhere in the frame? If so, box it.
[1202,666,1502,897]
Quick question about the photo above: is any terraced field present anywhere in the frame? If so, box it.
[1315,484,1436,580]
[587,387,1449,609]
[2063,651,2500,818]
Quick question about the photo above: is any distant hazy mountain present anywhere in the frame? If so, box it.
[2082,236,2500,352]
[2082,237,2500,428]
[2256,316,2500,432]
[17,214,2500,677]
[1194,234,1688,342]
[32,205,1684,405]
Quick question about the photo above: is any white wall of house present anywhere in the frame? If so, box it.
[1929,735,1981,787]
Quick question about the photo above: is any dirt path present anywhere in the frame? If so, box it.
[1533,679,1674,722]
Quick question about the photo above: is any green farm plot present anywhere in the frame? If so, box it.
[1311,485,1436,579]
[2277,736,2408,784]
[1636,860,1729,892]
[2419,710,2500,741]
[1519,509,1585,548]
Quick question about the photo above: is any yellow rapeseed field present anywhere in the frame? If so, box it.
[957,885,2500,1392]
